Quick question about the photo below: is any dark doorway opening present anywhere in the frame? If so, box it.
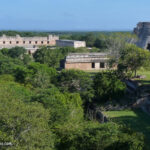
[147,44,150,50]
[92,62,95,68]
[28,50,32,55]
[100,62,105,68]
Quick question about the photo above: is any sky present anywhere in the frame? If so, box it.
[0,0,150,31]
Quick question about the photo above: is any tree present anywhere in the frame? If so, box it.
[94,38,107,49]
[0,81,54,150]
[14,66,31,83]
[103,32,137,61]
[14,62,57,88]
[7,47,27,58]
[118,44,150,77]
[22,54,32,65]
[57,69,94,103]
[33,47,63,68]
[27,63,57,87]
[93,71,126,102]
[0,30,49,37]
[31,88,84,127]
[1,47,32,65]
[0,53,24,75]
[1,48,9,56]
[56,122,144,150]
[81,33,96,47]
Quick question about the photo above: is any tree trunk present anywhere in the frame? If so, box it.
[134,69,137,77]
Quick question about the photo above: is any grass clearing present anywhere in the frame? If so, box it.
[103,109,150,149]
[135,69,150,85]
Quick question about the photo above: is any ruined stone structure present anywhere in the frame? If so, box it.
[56,40,86,48]
[65,53,111,71]
[0,34,59,53]
[134,22,150,50]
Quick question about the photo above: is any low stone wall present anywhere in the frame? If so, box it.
[65,62,92,70]
[65,62,108,70]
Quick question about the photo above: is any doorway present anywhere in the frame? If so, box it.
[147,43,150,50]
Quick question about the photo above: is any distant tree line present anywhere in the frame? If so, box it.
[0,30,50,37]
[60,32,137,49]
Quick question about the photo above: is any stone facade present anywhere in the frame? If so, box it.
[134,22,150,49]
[65,53,111,71]
[0,34,59,53]
[56,40,86,48]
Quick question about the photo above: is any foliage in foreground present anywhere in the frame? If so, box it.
[0,77,144,150]
[93,71,126,102]
[0,82,54,150]
[55,122,144,150]
[31,88,84,126]
[57,69,94,103]
[0,45,148,149]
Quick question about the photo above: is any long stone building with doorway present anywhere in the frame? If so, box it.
[134,22,150,50]
[0,34,59,53]
[65,53,113,71]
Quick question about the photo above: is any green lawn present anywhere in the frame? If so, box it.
[103,109,150,149]
[136,69,150,85]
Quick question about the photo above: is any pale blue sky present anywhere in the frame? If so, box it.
[0,0,150,31]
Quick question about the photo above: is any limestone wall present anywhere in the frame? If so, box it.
[74,41,86,48]
[65,53,110,71]
[56,40,86,48]
[65,62,92,70]
[65,62,108,71]
[0,34,59,49]
[56,40,74,47]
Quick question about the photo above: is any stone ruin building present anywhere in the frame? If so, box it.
[134,22,150,50]
[56,40,86,48]
[0,34,59,53]
[0,34,87,53]
[65,53,113,71]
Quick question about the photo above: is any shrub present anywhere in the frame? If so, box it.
[93,71,126,102]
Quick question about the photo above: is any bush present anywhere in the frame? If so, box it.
[56,122,144,150]
[57,69,94,103]
[93,71,126,102]
[33,47,63,68]
[0,54,24,75]
[31,88,84,126]
[14,62,57,88]
[0,81,54,150]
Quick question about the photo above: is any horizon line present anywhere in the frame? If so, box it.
[0,29,133,32]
